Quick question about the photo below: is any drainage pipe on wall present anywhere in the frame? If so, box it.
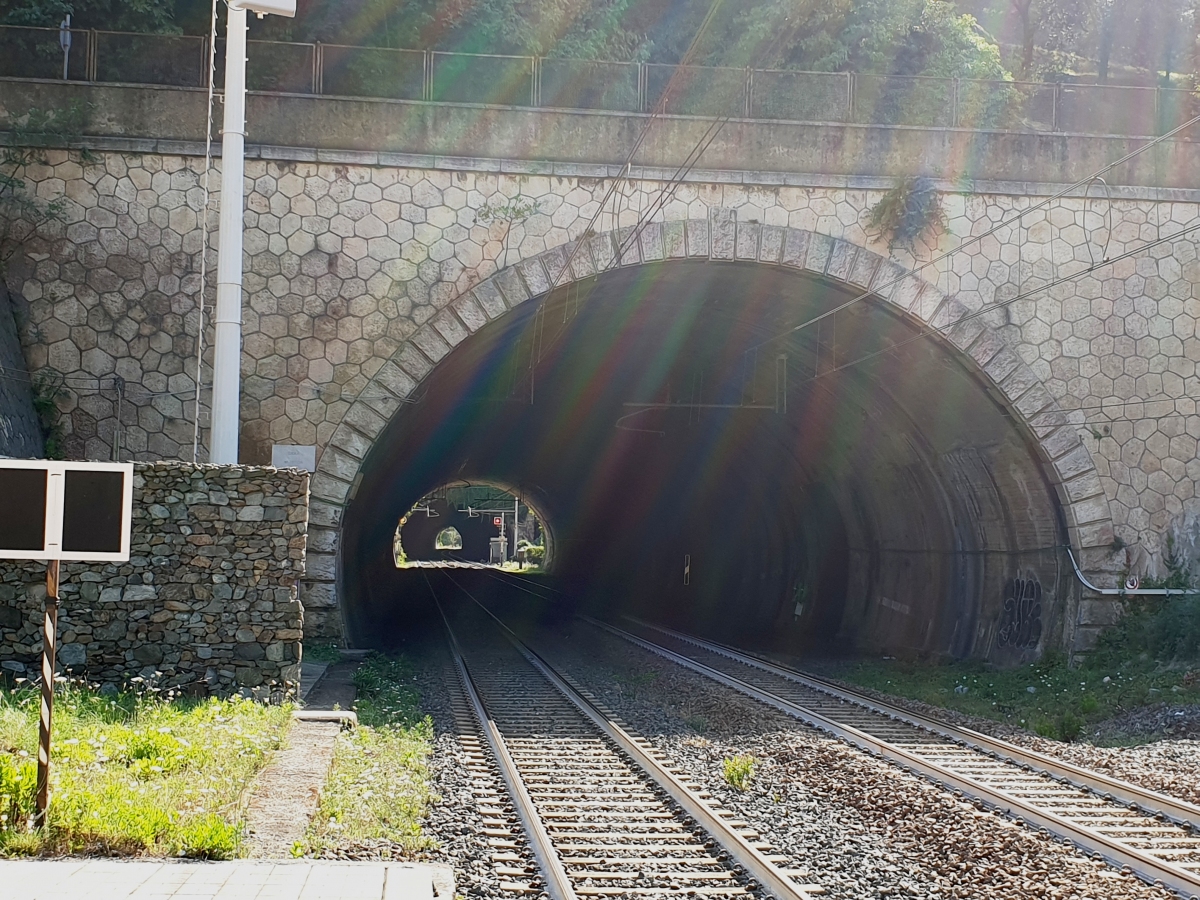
[1065,546,1191,596]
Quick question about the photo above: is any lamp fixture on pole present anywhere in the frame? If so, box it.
[209,0,295,464]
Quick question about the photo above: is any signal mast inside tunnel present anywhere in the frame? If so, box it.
[341,258,1068,664]
[397,483,548,567]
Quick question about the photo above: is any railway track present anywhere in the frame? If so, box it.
[431,579,824,900]
[589,615,1200,899]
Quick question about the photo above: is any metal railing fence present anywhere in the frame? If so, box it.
[3,24,1198,138]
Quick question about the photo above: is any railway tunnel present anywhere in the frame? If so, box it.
[339,258,1071,663]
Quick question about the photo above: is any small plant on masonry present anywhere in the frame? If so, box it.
[866,176,946,253]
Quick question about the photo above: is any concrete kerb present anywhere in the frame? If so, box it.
[0,858,452,900]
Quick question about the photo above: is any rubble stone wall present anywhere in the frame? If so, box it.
[0,461,309,698]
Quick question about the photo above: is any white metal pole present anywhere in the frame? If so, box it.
[210,4,248,464]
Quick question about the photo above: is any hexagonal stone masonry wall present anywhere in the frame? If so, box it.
[0,462,309,698]
[7,148,1200,640]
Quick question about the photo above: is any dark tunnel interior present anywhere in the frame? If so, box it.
[340,260,1071,663]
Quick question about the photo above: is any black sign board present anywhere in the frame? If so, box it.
[0,461,133,562]
[0,460,134,829]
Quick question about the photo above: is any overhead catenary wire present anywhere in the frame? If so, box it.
[612,115,730,264]
[533,115,731,370]
[191,0,221,464]
[527,0,728,400]
[788,217,1200,396]
[741,107,1200,358]
[524,41,1200,414]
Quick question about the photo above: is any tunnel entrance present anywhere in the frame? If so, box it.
[396,483,548,568]
[340,256,1072,662]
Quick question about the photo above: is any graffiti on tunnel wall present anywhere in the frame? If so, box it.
[996,573,1043,650]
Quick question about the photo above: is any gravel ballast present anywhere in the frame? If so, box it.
[537,621,1179,900]
[808,674,1200,809]
[312,639,541,900]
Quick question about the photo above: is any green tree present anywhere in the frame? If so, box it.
[290,0,643,58]
[679,0,1006,79]
[985,0,1099,76]
[0,0,179,32]
[1096,0,1198,83]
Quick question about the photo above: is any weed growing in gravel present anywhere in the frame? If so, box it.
[0,682,290,857]
[303,654,436,856]
[614,671,659,697]
[723,755,756,790]
[810,580,1200,744]
[815,647,1199,744]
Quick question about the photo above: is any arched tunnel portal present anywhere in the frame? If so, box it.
[340,257,1076,663]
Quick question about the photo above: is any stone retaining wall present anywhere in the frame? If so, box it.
[0,461,308,698]
[4,136,1200,645]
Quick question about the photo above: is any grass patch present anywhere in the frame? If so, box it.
[302,654,436,856]
[303,643,343,664]
[614,670,659,697]
[814,650,1199,743]
[813,591,1200,743]
[722,755,756,790]
[0,683,290,857]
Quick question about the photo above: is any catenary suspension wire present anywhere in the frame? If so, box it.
[612,115,729,264]
[528,0,728,397]
[790,217,1200,391]
[191,0,220,463]
[533,116,731,368]
[742,107,1200,357]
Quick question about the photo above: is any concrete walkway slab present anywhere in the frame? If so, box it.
[298,662,329,701]
[243,719,342,858]
[2,860,441,900]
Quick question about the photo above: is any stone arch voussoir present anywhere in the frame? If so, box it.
[303,219,1114,635]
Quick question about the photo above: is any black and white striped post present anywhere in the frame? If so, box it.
[32,559,60,829]
[0,459,134,831]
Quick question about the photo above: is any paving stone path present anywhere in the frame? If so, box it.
[2,859,440,900]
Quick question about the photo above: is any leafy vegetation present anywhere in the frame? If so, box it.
[956,0,1197,80]
[0,682,290,857]
[517,539,546,567]
[475,196,541,272]
[302,654,436,856]
[722,754,756,790]
[303,642,343,664]
[29,369,65,459]
[4,0,1195,87]
[817,586,1200,744]
[613,669,659,697]
[867,176,947,252]
[0,0,180,33]
[821,543,1200,744]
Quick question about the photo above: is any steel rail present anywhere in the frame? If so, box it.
[432,588,578,900]
[444,577,819,900]
[621,616,1200,831]
[588,617,1200,899]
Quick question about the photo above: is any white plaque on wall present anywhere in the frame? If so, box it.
[272,444,316,472]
